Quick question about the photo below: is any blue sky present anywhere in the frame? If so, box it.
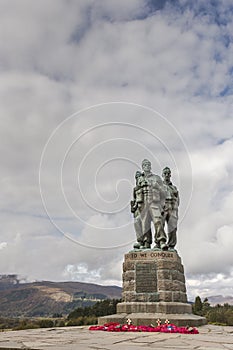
[0,0,233,300]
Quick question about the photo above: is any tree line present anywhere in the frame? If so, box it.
[193,296,233,326]
[0,297,232,330]
[66,299,119,326]
[0,299,120,330]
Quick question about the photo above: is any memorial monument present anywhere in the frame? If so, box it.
[99,160,206,326]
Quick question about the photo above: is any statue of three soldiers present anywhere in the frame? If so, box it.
[131,159,179,251]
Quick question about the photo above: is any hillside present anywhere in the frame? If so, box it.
[0,275,122,317]
[1,275,232,318]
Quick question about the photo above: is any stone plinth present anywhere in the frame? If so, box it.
[117,302,191,314]
[98,250,207,327]
[122,250,187,304]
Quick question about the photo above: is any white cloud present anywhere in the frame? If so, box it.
[63,263,101,283]
[0,0,232,300]
[0,242,7,250]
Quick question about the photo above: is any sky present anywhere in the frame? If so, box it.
[0,0,233,301]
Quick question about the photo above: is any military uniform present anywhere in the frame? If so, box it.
[138,173,167,249]
[163,181,179,249]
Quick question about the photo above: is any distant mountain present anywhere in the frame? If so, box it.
[1,275,232,317]
[0,275,122,317]
[206,295,233,306]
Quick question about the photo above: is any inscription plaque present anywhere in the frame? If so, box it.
[136,262,157,293]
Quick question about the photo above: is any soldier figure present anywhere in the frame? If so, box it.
[162,167,179,250]
[131,171,152,249]
[131,159,168,250]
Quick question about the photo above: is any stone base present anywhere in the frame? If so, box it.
[99,302,207,327]
[98,311,207,327]
[117,301,192,314]
[122,250,188,303]
[99,250,206,327]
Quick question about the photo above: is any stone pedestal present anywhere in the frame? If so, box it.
[98,250,206,327]
[122,250,187,303]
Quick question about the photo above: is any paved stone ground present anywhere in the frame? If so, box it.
[0,324,232,350]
